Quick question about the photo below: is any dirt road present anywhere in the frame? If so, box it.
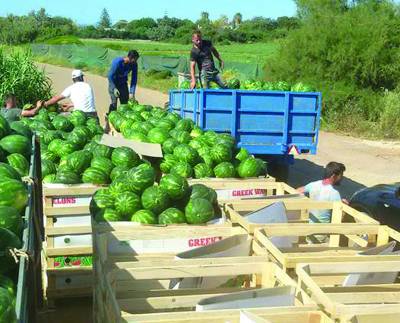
[38,63,400,199]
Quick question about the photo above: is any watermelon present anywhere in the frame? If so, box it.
[235,148,249,162]
[9,121,32,138]
[238,157,261,178]
[173,144,199,166]
[193,163,214,179]
[6,153,29,177]
[175,131,191,144]
[185,198,215,224]
[175,119,194,132]
[147,128,170,144]
[69,110,87,126]
[108,111,124,131]
[67,129,87,148]
[92,144,113,159]
[124,131,147,142]
[95,208,123,222]
[0,206,23,235]
[170,162,193,178]
[162,138,179,154]
[108,179,131,197]
[141,186,169,214]
[0,115,11,138]
[157,119,175,131]
[110,166,129,182]
[126,164,155,193]
[214,162,236,178]
[158,208,186,224]
[42,174,56,183]
[87,123,104,136]
[82,168,109,184]
[203,131,219,145]
[190,184,217,205]
[159,174,189,200]
[114,192,141,219]
[92,189,114,209]
[52,115,74,132]
[0,287,15,322]
[159,154,179,174]
[211,145,232,164]
[0,163,21,181]
[65,150,92,175]
[55,171,81,184]
[57,141,78,158]
[165,112,181,124]
[91,157,114,175]
[0,135,31,157]
[0,179,28,211]
[0,227,22,274]
[41,160,57,178]
[131,209,157,224]
[111,147,139,168]
[0,275,15,298]
[190,127,203,138]
[41,150,58,163]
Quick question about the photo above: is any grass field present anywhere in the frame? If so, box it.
[82,38,278,64]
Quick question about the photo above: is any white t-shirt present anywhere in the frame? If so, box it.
[61,82,95,113]
[304,180,341,223]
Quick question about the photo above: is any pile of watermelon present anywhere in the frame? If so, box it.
[91,161,220,224]
[0,115,31,322]
[17,109,109,184]
[108,101,267,179]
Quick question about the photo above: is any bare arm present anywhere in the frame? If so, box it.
[190,61,197,89]
[21,101,42,117]
[44,95,65,108]
[211,46,224,69]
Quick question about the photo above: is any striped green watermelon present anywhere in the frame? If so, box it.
[147,128,170,144]
[131,209,157,224]
[114,192,141,219]
[185,198,215,224]
[162,138,179,155]
[0,135,31,157]
[159,154,179,174]
[111,147,139,168]
[41,160,57,178]
[55,171,81,184]
[65,150,92,175]
[159,174,189,200]
[211,144,232,164]
[6,153,29,177]
[91,157,114,175]
[9,121,32,138]
[108,179,131,197]
[92,189,115,210]
[170,162,193,178]
[82,167,109,184]
[0,179,28,211]
[214,162,236,178]
[0,115,11,139]
[126,164,155,193]
[194,163,214,179]
[41,150,59,163]
[92,144,113,159]
[0,206,23,235]
[52,115,73,132]
[42,174,56,183]
[158,208,186,224]
[110,166,129,182]
[69,110,87,127]
[95,208,123,222]
[57,141,78,158]
[141,185,169,215]
[0,227,22,274]
[0,163,21,181]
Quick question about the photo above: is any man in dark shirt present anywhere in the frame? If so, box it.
[107,50,139,112]
[190,31,227,89]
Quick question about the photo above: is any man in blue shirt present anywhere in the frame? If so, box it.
[107,50,139,112]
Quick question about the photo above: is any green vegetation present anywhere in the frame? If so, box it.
[0,48,52,106]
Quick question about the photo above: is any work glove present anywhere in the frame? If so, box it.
[129,93,135,101]
[113,88,120,98]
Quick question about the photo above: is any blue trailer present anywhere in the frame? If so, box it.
[169,89,322,181]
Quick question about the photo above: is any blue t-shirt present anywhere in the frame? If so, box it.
[107,57,138,94]
[304,180,341,223]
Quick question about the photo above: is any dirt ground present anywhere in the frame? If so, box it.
[38,63,400,199]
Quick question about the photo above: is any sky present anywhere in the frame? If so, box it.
[0,0,297,25]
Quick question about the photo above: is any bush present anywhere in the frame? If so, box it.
[0,48,52,106]
[379,89,400,138]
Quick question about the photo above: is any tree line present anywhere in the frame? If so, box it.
[0,8,299,45]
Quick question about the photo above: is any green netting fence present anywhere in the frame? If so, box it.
[31,44,264,80]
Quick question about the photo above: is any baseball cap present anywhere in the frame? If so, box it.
[72,70,84,78]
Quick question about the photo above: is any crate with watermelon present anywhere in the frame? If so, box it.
[0,114,40,322]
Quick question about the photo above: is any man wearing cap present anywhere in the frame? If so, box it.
[41,69,96,117]
[107,50,139,112]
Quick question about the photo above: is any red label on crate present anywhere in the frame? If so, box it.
[231,189,266,197]
[53,197,77,205]
[188,236,223,247]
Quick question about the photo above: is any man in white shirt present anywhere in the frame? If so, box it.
[41,70,96,117]
[298,161,347,223]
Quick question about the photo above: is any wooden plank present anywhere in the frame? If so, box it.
[46,225,93,236]
[44,206,90,216]
[46,246,93,257]
[43,183,103,196]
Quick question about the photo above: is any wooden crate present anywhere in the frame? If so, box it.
[42,183,105,299]
[296,261,400,321]
[97,256,313,323]
[224,200,378,234]
[254,223,400,270]
[120,307,333,323]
